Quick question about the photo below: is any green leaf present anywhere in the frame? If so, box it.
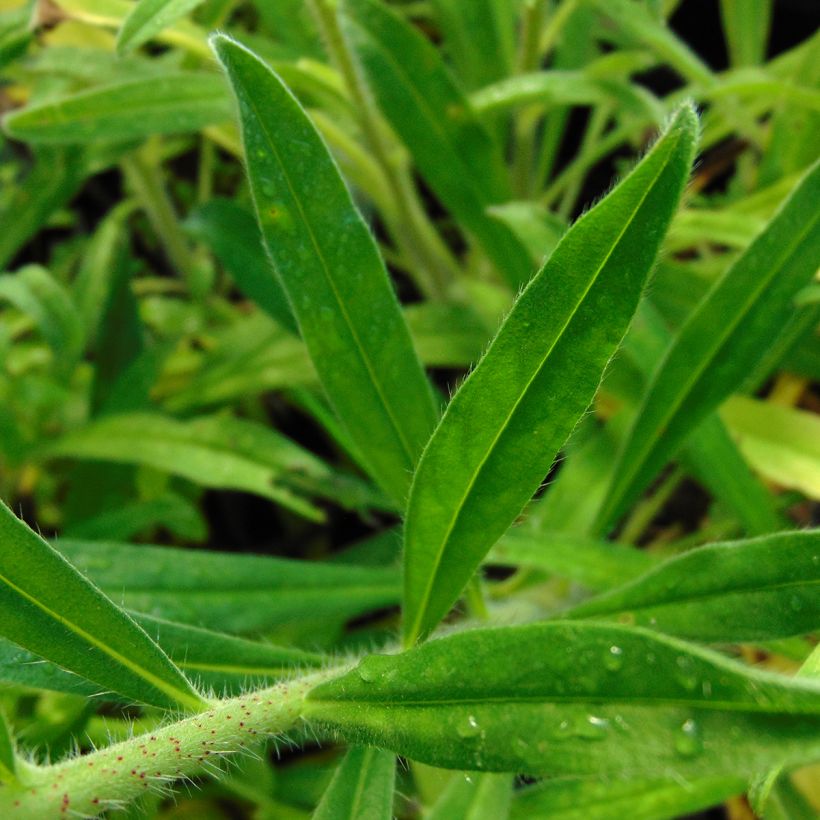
[0,637,98,696]
[305,622,820,779]
[0,709,15,784]
[117,0,205,55]
[511,774,744,820]
[430,0,516,90]
[56,539,401,635]
[721,396,820,500]
[43,412,390,520]
[564,531,820,642]
[595,158,820,533]
[488,531,655,592]
[402,105,698,645]
[338,0,532,288]
[427,773,513,820]
[719,0,772,67]
[312,747,395,820]
[0,148,88,270]
[3,73,230,144]
[0,265,84,376]
[0,502,204,710]
[133,615,324,694]
[211,34,438,506]
[185,198,297,335]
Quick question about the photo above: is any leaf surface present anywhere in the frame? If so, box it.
[117,0,205,54]
[313,747,395,820]
[596,158,820,532]
[3,73,229,144]
[212,34,438,505]
[402,105,698,644]
[306,622,820,779]
[56,539,401,635]
[565,531,820,641]
[0,503,204,710]
[339,0,532,288]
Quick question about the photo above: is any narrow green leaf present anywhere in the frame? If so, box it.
[306,622,820,779]
[312,747,395,820]
[402,105,698,645]
[564,531,820,642]
[427,773,513,820]
[0,502,204,710]
[133,615,324,694]
[43,412,390,520]
[488,531,655,592]
[719,0,772,67]
[117,0,205,55]
[185,198,297,335]
[0,148,87,270]
[56,539,401,635]
[2,73,230,144]
[596,158,820,533]
[338,0,532,288]
[0,265,84,376]
[0,710,15,784]
[211,34,438,506]
[511,774,744,820]
[0,637,98,696]
[721,396,820,500]
[430,0,516,90]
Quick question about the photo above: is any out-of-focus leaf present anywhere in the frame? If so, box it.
[306,622,820,779]
[427,772,513,820]
[185,198,297,334]
[721,396,820,500]
[0,709,15,784]
[3,74,230,144]
[565,531,820,642]
[212,34,438,506]
[56,539,401,635]
[117,0,206,54]
[596,159,820,533]
[510,774,744,820]
[339,0,532,288]
[312,747,395,820]
[0,502,204,710]
[402,106,697,645]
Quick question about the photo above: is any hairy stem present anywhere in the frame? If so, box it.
[2,668,345,819]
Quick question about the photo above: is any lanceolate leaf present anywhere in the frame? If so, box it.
[402,105,698,645]
[313,747,395,820]
[305,622,820,779]
[511,775,744,820]
[2,73,230,144]
[117,0,205,55]
[596,158,820,533]
[0,502,204,710]
[211,34,438,506]
[339,0,532,288]
[56,539,401,635]
[132,615,324,693]
[564,531,820,642]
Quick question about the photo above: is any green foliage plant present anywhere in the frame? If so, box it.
[0,0,818,817]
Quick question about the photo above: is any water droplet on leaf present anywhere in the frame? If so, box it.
[457,715,481,739]
[605,645,624,671]
[675,718,703,758]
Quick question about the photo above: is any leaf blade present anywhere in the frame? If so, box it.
[402,105,699,644]
[211,34,438,505]
[596,157,820,533]
[0,503,204,710]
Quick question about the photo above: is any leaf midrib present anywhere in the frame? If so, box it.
[238,56,420,482]
[0,569,203,711]
[405,127,681,643]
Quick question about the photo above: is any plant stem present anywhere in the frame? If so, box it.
[306,0,462,301]
[120,149,203,298]
[618,466,685,545]
[2,668,344,819]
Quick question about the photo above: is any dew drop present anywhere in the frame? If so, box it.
[675,656,698,691]
[675,718,703,758]
[576,715,610,740]
[457,715,481,739]
[554,719,572,738]
[789,595,804,612]
[260,183,276,198]
[605,645,624,671]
